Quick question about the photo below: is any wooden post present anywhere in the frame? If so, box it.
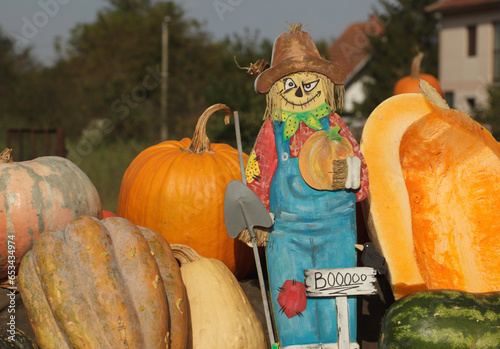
[56,128,67,157]
[30,129,36,159]
[160,16,170,141]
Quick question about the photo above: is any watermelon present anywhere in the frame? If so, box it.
[379,289,500,348]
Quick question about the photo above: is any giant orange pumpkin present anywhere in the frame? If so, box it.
[394,52,443,97]
[361,81,500,299]
[0,149,102,280]
[117,104,254,279]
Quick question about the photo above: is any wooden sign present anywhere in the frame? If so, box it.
[304,267,377,297]
[304,267,378,349]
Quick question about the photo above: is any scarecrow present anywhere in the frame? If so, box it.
[239,24,369,348]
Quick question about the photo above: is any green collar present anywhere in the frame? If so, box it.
[274,103,332,140]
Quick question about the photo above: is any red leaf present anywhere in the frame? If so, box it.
[277,279,307,319]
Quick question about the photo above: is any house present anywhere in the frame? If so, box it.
[328,15,384,116]
[426,0,500,113]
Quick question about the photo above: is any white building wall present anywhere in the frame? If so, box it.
[439,10,500,113]
[343,79,366,113]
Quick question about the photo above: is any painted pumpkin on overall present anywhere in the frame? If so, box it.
[117,104,254,279]
[18,216,188,349]
[361,81,500,299]
[299,126,355,190]
[0,149,102,280]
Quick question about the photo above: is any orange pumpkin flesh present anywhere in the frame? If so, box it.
[299,126,354,190]
[118,104,254,279]
[400,101,500,293]
[394,52,443,97]
[361,82,500,299]
[360,93,431,298]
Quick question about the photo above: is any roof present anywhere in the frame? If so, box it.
[328,15,384,83]
[426,0,500,13]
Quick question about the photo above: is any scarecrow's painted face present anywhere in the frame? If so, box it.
[279,72,326,112]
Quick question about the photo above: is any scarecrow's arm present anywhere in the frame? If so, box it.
[237,119,277,247]
[330,113,369,202]
[245,118,278,211]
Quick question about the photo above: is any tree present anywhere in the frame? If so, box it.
[106,0,151,12]
[49,1,217,141]
[45,1,273,150]
[1,1,273,152]
[0,26,45,129]
[354,0,440,116]
[475,86,500,141]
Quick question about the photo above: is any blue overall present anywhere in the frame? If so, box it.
[266,118,357,347]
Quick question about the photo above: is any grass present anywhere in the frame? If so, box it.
[66,138,154,213]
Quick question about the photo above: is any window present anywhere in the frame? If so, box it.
[494,22,500,82]
[468,25,477,56]
[467,97,476,109]
[444,92,454,108]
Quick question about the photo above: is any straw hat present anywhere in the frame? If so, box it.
[255,24,345,94]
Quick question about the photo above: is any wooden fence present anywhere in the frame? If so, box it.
[6,128,67,161]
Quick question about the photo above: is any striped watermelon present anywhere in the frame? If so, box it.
[379,289,500,348]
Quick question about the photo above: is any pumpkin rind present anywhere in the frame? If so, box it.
[393,52,444,97]
[0,156,102,279]
[172,244,267,349]
[139,226,188,349]
[18,216,187,349]
[117,104,254,279]
[394,73,442,97]
[0,328,39,349]
[360,93,431,298]
[379,289,500,348]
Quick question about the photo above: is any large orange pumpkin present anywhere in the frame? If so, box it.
[394,52,443,97]
[361,81,500,299]
[0,149,102,280]
[117,104,254,279]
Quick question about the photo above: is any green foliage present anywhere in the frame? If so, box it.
[67,138,154,212]
[202,30,272,152]
[0,27,45,127]
[354,0,440,116]
[474,85,500,141]
[0,1,275,206]
[105,0,151,12]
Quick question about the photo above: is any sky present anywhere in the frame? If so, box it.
[0,0,381,66]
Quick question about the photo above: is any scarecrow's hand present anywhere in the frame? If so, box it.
[345,155,361,190]
[332,156,361,190]
[237,213,274,247]
[237,227,271,247]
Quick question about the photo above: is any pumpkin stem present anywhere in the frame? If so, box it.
[326,126,343,142]
[189,104,231,154]
[411,52,424,79]
[0,148,13,163]
[171,244,202,265]
[420,80,450,110]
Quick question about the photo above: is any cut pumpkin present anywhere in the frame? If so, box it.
[360,93,431,298]
[361,81,500,299]
[400,97,500,293]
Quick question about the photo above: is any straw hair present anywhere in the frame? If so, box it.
[262,72,344,120]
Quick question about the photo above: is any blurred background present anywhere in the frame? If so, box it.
[1,0,499,212]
